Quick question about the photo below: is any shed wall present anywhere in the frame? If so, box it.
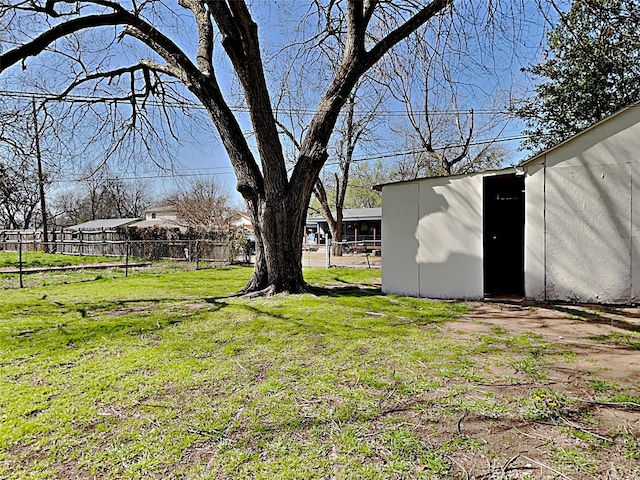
[382,175,484,299]
[524,162,545,299]
[525,106,640,303]
[381,183,419,296]
[382,105,640,304]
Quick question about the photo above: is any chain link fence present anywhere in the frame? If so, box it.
[1,232,380,288]
[0,236,241,288]
[301,239,381,268]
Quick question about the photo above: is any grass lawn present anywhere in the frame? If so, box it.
[0,255,191,289]
[0,251,123,269]
[0,266,638,479]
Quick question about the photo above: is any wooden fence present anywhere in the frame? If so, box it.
[0,229,232,263]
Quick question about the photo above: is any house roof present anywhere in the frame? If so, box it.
[230,212,254,232]
[128,218,184,230]
[69,218,141,230]
[308,207,381,223]
[145,205,178,214]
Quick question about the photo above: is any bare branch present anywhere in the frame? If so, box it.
[0,13,129,72]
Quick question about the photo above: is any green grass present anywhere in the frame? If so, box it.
[0,266,637,479]
[0,267,460,479]
[0,251,122,269]
[588,331,640,350]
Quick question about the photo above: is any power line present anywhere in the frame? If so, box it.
[52,133,528,184]
[51,168,236,184]
[328,134,530,166]
[0,89,516,117]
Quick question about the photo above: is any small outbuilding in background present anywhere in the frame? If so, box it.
[376,103,640,304]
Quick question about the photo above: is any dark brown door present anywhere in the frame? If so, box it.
[483,174,525,297]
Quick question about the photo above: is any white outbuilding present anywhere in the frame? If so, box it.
[377,103,640,304]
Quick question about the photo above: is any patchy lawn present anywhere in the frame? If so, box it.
[0,266,638,479]
[0,251,122,269]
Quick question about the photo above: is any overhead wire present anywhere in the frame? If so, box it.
[0,89,517,117]
[1,88,527,184]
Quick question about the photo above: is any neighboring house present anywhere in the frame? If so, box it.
[69,218,141,230]
[128,206,184,232]
[307,207,382,245]
[230,211,254,237]
[376,103,640,304]
[64,218,141,252]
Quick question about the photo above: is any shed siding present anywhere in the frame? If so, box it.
[526,105,640,303]
[524,162,546,300]
[381,174,484,299]
[633,158,640,301]
[381,183,419,296]
[416,175,484,299]
[382,105,640,304]
[544,160,632,302]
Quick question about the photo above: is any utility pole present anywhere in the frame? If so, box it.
[32,98,49,252]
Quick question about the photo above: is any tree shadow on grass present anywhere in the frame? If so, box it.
[204,297,289,322]
[5,297,204,351]
[202,295,380,335]
[309,285,381,298]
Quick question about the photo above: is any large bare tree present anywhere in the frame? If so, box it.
[383,18,509,180]
[310,84,386,253]
[0,104,55,231]
[0,0,455,294]
[162,177,238,232]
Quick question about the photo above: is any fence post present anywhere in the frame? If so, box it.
[125,238,130,278]
[326,238,331,268]
[18,231,23,288]
[196,240,200,270]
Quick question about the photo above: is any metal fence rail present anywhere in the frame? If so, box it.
[1,235,380,288]
[331,239,382,256]
[301,239,382,269]
[0,238,234,288]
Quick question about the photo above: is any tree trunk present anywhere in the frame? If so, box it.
[240,191,308,295]
[330,213,344,257]
[33,100,49,253]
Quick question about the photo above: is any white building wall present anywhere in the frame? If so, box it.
[633,158,640,302]
[381,183,420,296]
[416,175,484,299]
[383,105,640,304]
[524,162,546,300]
[381,174,484,299]
[525,105,640,303]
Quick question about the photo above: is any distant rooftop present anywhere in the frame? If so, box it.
[69,218,141,230]
[145,204,177,214]
[308,207,381,222]
[128,218,184,231]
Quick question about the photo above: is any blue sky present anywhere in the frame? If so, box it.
[0,1,559,206]
[168,1,556,200]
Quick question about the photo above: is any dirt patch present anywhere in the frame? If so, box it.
[421,301,640,479]
[109,305,154,317]
[451,302,640,385]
